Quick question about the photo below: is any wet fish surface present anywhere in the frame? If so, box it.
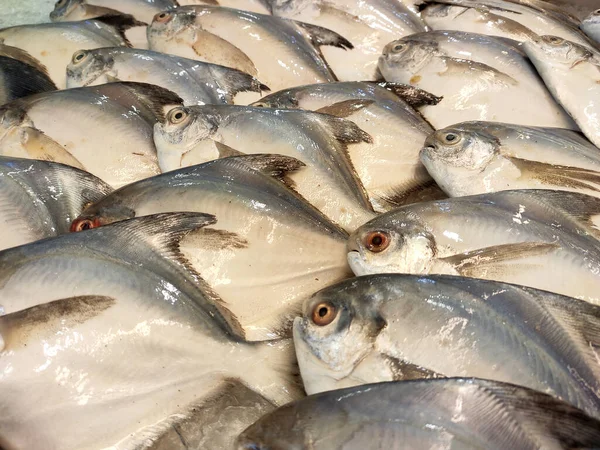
[50,0,180,23]
[378,31,576,129]
[347,189,600,305]
[582,9,600,43]
[294,274,600,417]
[421,121,600,198]
[237,378,600,450]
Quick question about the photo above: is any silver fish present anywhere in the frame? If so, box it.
[582,9,600,44]
[0,156,111,250]
[66,47,269,105]
[523,35,600,148]
[253,81,444,212]
[237,378,600,450]
[154,104,375,231]
[0,17,132,88]
[378,31,576,129]
[258,0,426,80]
[421,121,600,198]
[71,154,352,340]
[147,5,351,91]
[0,82,183,187]
[0,212,301,449]
[347,189,600,304]
[294,274,600,417]
[50,0,180,23]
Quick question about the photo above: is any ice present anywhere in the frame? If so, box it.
[1,0,55,28]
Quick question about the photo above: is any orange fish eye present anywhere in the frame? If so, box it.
[311,302,337,326]
[364,231,390,253]
[70,217,101,233]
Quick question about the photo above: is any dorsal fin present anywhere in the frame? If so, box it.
[233,153,305,191]
[208,65,270,103]
[373,81,443,108]
[0,44,51,78]
[92,14,148,47]
[295,21,353,50]
[316,99,375,118]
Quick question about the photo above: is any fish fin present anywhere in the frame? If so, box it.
[208,66,269,103]
[383,355,445,381]
[105,73,120,83]
[318,3,362,24]
[316,99,375,118]
[81,5,133,20]
[440,57,519,86]
[373,82,443,108]
[0,44,51,78]
[295,21,353,50]
[441,241,561,277]
[192,30,258,77]
[0,296,115,351]
[231,154,305,192]
[92,14,148,47]
[374,179,446,211]
[214,141,245,159]
[19,126,85,170]
[0,56,56,101]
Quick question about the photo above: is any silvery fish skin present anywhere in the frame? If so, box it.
[0,19,129,88]
[347,189,600,305]
[378,31,576,129]
[178,0,271,14]
[421,121,600,198]
[0,54,56,105]
[154,105,375,231]
[237,378,600,450]
[0,213,301,450]
[0,82,182,187]
[258,0,426,80]
[253,82,444,212]
[524,35,600,148]
[582,9,600,44]
[50,0,179,23]
[66,47,269,105]
[71,155,352,340]
[0,156,111,250]
[147,6,347,91]
[294,274,600,417]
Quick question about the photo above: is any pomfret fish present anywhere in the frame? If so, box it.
[523,35,600,148]
[0,82,183,187]
[253,81,444,211]
[66,47,269,105]
[0,55,56,105]
[0,17,132,88]
[154,104,375,231]
[237,379,600,450]
[147,5,351,91]
[0,212,301,449]
[294,274,600,417]
[378,31,576,129]
[50,0,180,23]
[0,156,111,250]
[71,155,352,340]
[582,9,600,44]
[347,189,600,304]
[421,121,600,198]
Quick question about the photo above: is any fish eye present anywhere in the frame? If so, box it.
[253,102,267,107]
[442,132,461,145]
[155,11,173,23]
[545,36,565,46]
[364,231,390,253]
[70,217,101,233]
[311,302,337,327]
[55,0,66,6]
[72,51,87,64]
[594,9,600,15]
[392,43,406,53]
[168,108,188,124]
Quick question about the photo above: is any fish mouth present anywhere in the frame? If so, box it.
[347,251,368,276]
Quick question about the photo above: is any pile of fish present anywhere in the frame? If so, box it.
[2,0,600,448]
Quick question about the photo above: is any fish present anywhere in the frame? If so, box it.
[347,189,600,304]
[0,54,56,105]
[0,212,302,449]
[147,5,352,91]
[252,81,445,211]
[523,35,600,148]
[421,121,600,198]
[70,154,352,340]
[237,378,600,450]
[0,156,112,250]
[66,47,269,105]
[153,104,375,231]
[378,31,576,129]
[257,0,426,80]
[0,16,134,88]
[294,274,600,417]
[50,0,180,24]
[421,0,598,49]
[0,82,183,187]
[582,9,600,44]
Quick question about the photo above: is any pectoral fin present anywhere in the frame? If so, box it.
[316,99,375,118]
[192,30,257,76]
[21,126,85,170]
[440,56,518,87]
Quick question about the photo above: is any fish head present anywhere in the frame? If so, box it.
[49,0,84,21]
[148,8,198,44]
[378,38,437,82]
[293,280,389,394]
[154,106,220,172]
[524,35,594,71]
[582,9,600,27]
[66,49,115,88]
[69,198,135,232]
[347,213,436,276]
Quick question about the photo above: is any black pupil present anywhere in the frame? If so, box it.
[80,221,91,230]
[318,307,328,317]
[371,235,383,246]
[446,134,456,142]
[174,112,183,120]
[159,13,167,18]
[395,45,403,51]
[76,54,83,60]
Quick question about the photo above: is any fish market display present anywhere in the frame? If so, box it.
[0,17,132,88]
[294,274,600,417]
[378,31,576,129]
[421,121,600,197]
[0,82,182,187]
[582,9,600,43]
[66,47,269,105]
[253,81,444,211]
[0,212,302,449]
[524,35,600,148]
[147,6,350,91]
[348,189,600,304]
[153,104,375,230]
[0,156,111,250]
[71,155,352,340]
[50,0,180,23]
[237,379,600,450]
